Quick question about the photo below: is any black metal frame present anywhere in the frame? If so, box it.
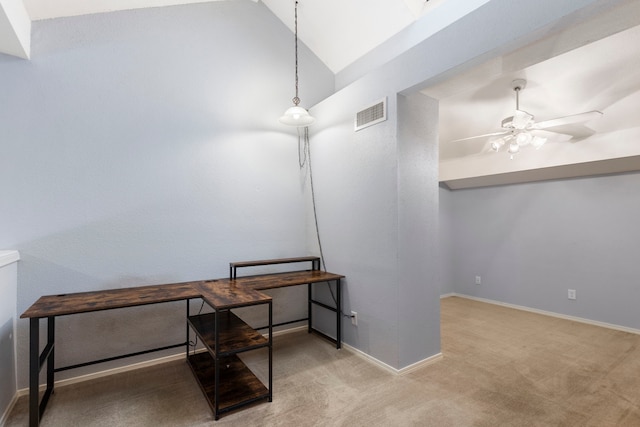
[186,300,273,420]
[308,279,342,349]
[229,256,321,279]
[231,257,341,350]
[28,302,188,427]
[28,317,54,426]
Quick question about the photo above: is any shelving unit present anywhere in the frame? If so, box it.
[187,304,272,419]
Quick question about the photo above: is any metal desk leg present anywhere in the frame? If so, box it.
[45,317,55,400]
[29,316,56,427]
[268,301,273,402]
[186,300,190,357]
[307,283,312,334]
[214,310,220,420]
[29,318,39,427]
[336,279,342,349]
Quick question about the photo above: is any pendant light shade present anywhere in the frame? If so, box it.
[280,1,314,127]
[280,105,315,126]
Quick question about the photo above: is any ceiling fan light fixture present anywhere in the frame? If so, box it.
[508,142,520,160]
[532,136,547,150]
[516,131,532,146]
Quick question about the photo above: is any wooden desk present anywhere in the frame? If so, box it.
[21,258,344,426]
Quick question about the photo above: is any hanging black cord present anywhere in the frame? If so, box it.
[306,127,327,273]
[297,126,307,168]
[188,300,205,353]
[302,128,350,317]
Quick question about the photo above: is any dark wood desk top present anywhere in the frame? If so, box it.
[196,280,272,310]
[20,281,203,319]
[233,270,344,291]
[21,270,344,319]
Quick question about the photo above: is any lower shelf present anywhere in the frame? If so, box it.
[187,351,270,418]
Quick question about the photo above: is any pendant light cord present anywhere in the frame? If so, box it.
[292,1,300,106]
[298,127,350,316]
[298,127,324,272]
[297,125,307,169]
[292,3,342,316]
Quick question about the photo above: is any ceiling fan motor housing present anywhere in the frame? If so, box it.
[511,79,527,91]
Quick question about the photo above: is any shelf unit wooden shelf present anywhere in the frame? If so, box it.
[188,312,268,355]
[187,351,269,415]
[187,307,272,419]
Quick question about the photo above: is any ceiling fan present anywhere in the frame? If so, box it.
[452,79,603,159]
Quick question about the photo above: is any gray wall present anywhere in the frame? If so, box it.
[305,75,442,370]
[442,171,640,330]
[305,0,612,369]
[0,1,334,388]
[439,187,455,295]
[397,93,440,368]
[0,257,18,421]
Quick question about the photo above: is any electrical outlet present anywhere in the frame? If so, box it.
[475,276,482,285]
[568,289,577,300]
[351,311,358,326]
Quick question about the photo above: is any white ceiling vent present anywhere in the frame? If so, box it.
[355,98,387,131]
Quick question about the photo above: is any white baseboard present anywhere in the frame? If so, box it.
[342,342,442,375]
[16,351,189,398]
[271,325,307,337]
[398,352,443,375]
[445,293,640,336]
[1,393,19,427]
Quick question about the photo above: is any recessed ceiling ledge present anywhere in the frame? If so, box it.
[0,0,31,59]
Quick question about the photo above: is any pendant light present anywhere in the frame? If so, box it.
[279,0,315,127]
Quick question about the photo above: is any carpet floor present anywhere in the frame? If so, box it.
[6,296,640,426]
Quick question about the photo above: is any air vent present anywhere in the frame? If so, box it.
[355,98,387,131]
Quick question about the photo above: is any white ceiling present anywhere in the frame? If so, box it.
[16,0,447,73]
[261,0,447,73]
[21,0,218,20]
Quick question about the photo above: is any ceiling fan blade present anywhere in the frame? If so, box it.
[534,111,603,129]
[450,131,509,142]
[535,124,597,139]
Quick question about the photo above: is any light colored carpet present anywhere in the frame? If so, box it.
[6,296,640,426]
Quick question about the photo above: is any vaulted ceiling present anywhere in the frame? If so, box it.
[4,0,448,73]
[2,0,640,189]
